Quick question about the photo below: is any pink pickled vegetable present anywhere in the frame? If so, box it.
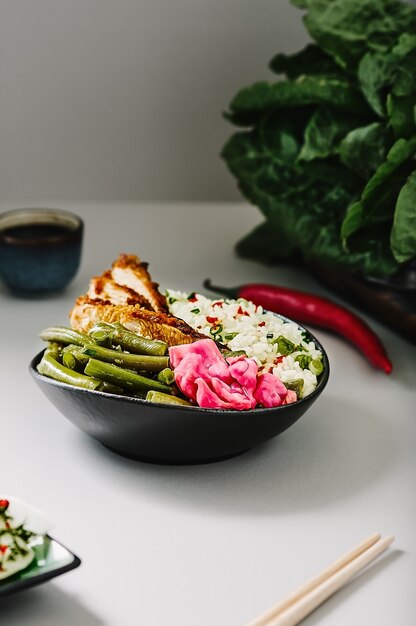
[169,339,295,410]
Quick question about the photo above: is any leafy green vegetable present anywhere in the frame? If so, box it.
[339,123,391,179]
[230,76,369,116]
[222,0,416,279]
[299,107,366,161]
[269,44,341,79]
[391,171,416,262]
[295,354,312,369]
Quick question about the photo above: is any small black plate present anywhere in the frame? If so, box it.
[0,535,81,598]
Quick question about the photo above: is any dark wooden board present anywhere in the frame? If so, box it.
[310,262,416,344]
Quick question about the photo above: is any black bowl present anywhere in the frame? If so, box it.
[29,335,329,465]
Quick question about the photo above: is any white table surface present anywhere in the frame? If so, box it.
[1,203,415,626]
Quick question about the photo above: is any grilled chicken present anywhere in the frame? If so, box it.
[110,254,168,313]
[87,271,153,309]
[70,297,204,346]
[70,253,205,346]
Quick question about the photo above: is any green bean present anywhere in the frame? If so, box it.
[37,353,102,391]
[40,326,92,347]
[81,345,169,373]
[61,344,90,366]
[89,328,113,347]
[62,352,78,371]
[44,342,62,360]
[111,323,167,356]
[157,368,175,385]
[146,391,192,406]
[85,358,171,394]
[99,381,125,395]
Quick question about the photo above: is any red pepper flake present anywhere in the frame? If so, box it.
[243,311,250,316]
[5,522,10,529]
[213,301,223,308]
[0,545,8,554]
[188,297,198,303]
[206,316,218,324]
[237,306,244,315]
[0,500,9,510]
[258,321,266,327]
[274,356,284,364]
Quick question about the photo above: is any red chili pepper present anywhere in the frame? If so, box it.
[0,500,9,510]
[0,545,8,554]
[206,316,218,324]
[204,279,392,374]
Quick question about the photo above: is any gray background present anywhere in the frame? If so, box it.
[0,0,308,202]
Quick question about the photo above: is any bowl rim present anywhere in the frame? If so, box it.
[0,208,83,245]
[29,316,330,415]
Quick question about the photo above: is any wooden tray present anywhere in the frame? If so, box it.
[310,262,416,344]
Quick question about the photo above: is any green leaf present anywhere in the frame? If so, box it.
[302,0,416,71]
[228,76,370,116]
[392,34,416,97]
[269,44,342,78]
[340,137,416,242]
[387,94,416,139]
[358,52,395,116]
[236,221,297,262]
[340,201,363,242]
[391,171,416,262]
[299,107,365,161]
[340,122,391,178]
[358,34,416,116]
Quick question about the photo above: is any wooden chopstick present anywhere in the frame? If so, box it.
[246,534,394,626]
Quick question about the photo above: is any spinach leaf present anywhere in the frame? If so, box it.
[299,0,416,70]
[229,76,370,116]
[358,34,416,116]
[236,221,297,262]
[299,107,367,161]
[341,137,416,241]
[358,52,396,116]
[392,34,416,97]
[223,0,416,279]
[340,123,392,178]
[269,44,341,78]
[391,171,416,262]
[387,94,416,139]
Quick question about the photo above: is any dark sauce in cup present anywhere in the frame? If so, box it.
[1,223,73,242]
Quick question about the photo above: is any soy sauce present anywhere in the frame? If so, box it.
[0,223,72,241]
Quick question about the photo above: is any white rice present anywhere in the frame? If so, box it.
[166,290,324,398]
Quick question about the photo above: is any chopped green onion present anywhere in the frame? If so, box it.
[210,324,223,336]
[224,332,238,341]
[273,335,295,356]
[168,297,177,305]
[284,379,304,397]
[295,354,312,369]
[226,350,247,358]
[309,359,324,376]
[190,308,200,314]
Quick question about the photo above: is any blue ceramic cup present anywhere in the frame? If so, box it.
[0,208,83,295]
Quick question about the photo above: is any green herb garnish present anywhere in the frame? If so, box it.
[273,335,295,356]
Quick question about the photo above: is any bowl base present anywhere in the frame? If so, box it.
[102,443,251,466]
